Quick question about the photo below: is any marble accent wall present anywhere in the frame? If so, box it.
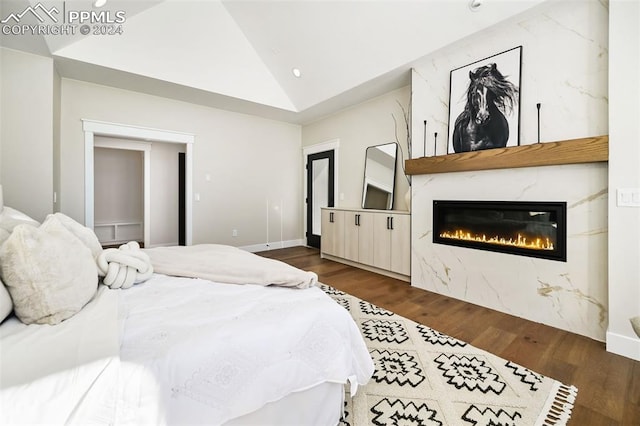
[410,1,609,341]
[413,165,608,340]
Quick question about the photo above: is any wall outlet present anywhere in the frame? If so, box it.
[232,229,238,237]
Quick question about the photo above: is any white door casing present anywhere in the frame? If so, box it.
[83,119,194,246]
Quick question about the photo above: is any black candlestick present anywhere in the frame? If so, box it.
[434,132,438,156]
[537,103,541,143]
[423,120,427,157]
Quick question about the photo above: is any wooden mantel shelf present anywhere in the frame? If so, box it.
[405,135,608,175]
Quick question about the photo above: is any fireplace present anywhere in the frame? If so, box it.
[433,200,567,261]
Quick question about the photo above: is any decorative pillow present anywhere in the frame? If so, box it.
[48,212,103,259]
[0,228,10,247]
[0,278,12,323]
[0,215,98,325]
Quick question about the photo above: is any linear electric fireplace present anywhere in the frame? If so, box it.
[433,200,567,261]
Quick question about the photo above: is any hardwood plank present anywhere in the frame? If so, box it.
[405,135,608,175]
[257,246,640,425]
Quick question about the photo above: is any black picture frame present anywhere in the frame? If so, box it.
[447,46,522,154]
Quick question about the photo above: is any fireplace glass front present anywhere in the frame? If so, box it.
[433,200,566,261]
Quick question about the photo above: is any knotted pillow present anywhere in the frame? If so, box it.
[96,241,153,289]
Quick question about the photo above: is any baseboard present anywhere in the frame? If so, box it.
[145,242,178,248]
[240,239,305,253]
[606,331,640,361]
[321,253,410,282]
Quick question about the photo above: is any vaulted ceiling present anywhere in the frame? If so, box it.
[1,0,545,123]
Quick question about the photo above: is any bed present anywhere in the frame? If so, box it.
[0,197,374,425]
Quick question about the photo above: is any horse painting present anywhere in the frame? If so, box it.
[452,62,519,153]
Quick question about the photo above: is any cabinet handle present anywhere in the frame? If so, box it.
[390,217,394,230]
[330,212,334,223]
[355,214,360,226]
[386,217,390,230]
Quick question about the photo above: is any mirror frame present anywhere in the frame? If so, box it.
[361,142,398,210]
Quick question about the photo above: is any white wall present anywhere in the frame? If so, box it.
[53,63,61,213]
[59,78,302,248]
[410,1,609,342]
[94,146,144,224]
[302,86,411,211]
[607,0,640,360]
[0,48,54,221]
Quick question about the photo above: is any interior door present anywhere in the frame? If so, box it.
[306,150,335,248]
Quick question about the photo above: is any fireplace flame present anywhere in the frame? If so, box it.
[440,230,555,251]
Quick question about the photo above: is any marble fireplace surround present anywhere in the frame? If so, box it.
[407,136,609,341]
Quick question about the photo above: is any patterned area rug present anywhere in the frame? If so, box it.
[319,284,577,426]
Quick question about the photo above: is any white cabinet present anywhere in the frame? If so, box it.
[372,212,411,276]
[321,208,410,280]
[343,211,374,266]
[321,209,344,258]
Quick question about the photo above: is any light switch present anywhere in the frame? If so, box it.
[194,193,201,202]
[617,188,640,207]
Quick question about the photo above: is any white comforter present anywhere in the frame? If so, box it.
[117,274,373,424]
[1,275,374,425]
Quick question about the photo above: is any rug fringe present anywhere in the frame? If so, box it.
[538,382,578,426]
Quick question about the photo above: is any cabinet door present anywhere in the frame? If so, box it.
[321,209,344,258]
[390,214,411,275]
[373,213,392,271]
[357,212,374,267]
[344,211,360,262]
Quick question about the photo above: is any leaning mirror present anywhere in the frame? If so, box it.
[362,142,398,210]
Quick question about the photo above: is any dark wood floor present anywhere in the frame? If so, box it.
[258,246,640,426]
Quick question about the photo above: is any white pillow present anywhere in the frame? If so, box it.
[1,206,39,224]
[0,278,12,323]
[48,213,103,259]
[0,215,98,325]
[0,206,40,247]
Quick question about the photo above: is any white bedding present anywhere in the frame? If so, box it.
[117,273,373,424]
[144,244,318,289]
[0,286,121,424]
[1,274,374,425]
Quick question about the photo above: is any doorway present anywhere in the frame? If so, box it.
[306,150,335,248]
[83,119,194,246]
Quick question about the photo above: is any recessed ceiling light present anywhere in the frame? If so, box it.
[292,68,302,78]
[94,0,107,8]
[468,0,483,12]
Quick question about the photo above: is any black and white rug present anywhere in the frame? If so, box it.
[319,284,577,426]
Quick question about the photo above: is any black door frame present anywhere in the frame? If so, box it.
[306,150,335,248]
[178,152,186,246]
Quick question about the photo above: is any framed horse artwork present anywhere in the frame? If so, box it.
[447,46,522,154]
